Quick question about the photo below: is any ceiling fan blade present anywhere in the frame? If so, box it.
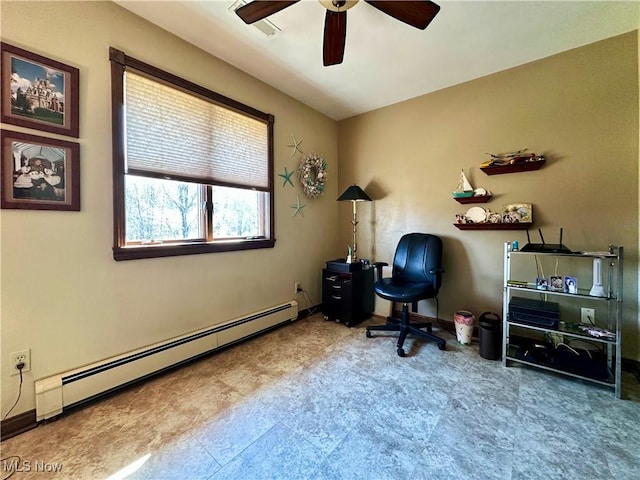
[365,0,440,30]
[323,10,347,66]
[236,0,300,24]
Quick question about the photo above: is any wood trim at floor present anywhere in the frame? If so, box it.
[297,305,320,321]
[1,409,37,441]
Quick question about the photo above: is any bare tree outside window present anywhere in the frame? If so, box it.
[212,186,260,238]
[125,176,201,242]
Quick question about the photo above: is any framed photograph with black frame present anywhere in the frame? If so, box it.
[1,130,80,211]
[1,42,79,138]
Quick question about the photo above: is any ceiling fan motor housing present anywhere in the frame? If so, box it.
[320,0,359,12]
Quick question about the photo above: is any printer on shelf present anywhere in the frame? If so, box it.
[508,296,560,329]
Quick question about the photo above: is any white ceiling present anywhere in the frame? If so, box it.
[116,1,640,120]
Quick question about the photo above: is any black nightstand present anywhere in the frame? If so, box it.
[322,264,374,327]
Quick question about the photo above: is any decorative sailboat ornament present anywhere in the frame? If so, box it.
[452,170,475,198]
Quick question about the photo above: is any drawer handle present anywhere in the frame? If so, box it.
[331,295,342,300]
[331,285,342,289]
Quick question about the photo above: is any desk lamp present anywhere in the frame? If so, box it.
[337,185,371,262]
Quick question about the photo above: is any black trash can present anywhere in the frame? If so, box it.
[479,312,501,360]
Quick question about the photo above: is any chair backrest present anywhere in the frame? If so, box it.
[392,233,443,291]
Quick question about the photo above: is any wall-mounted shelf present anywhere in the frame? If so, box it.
[453,223,531,230]
[480,160,545,176]
[453,195,492,204]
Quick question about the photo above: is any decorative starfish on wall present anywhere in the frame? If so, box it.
[290,195,305,217]
[278,166,294,187]
[287,133,303,157]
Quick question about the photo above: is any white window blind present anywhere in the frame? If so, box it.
[125,71,269,190]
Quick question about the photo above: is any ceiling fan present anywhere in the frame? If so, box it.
[235,0,440,66]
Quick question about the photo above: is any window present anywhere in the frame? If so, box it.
[109,48,275,260]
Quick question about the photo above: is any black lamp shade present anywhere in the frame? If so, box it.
[337,185,371,202]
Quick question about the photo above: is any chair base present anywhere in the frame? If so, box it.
[366,303,446,356]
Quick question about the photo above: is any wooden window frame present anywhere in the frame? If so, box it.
[109,48,275,261]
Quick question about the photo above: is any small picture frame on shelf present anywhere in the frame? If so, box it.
[564,276,578,294]
[502,203,532,223]
[535,277,548,290]
[549,275,563,291]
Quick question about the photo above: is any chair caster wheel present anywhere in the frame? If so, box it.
[366,330,372,338]
[397,348,406,357]
[438,343,446,351]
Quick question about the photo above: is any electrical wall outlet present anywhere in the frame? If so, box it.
[581,308,595,324]
[294,282,301,295]
[10,349,31,375]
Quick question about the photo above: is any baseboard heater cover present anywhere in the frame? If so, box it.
[35,301,298,421]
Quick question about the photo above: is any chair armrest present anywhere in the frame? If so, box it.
[373,262,388,280]
[429,266,444,290]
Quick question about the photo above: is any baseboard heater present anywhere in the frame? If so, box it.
[35,301,298,421]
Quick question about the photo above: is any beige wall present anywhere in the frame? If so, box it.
[338,32,639,360]
[1,2,639,421]
[0,2,340,417]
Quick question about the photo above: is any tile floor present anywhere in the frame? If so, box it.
[1,314,639,479]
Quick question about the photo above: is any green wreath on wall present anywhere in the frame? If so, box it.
[298,153,327,198]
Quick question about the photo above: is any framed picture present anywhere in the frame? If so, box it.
[549,275,564,292]
[564,276,578,294]
[1,42,79,137]
[1,130,80,211]
[502,203,532,223]
[535,277,548,290]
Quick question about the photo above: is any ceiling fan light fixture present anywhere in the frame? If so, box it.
[319,0,359,13]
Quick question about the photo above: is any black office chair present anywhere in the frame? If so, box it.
[366,233,446,356]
